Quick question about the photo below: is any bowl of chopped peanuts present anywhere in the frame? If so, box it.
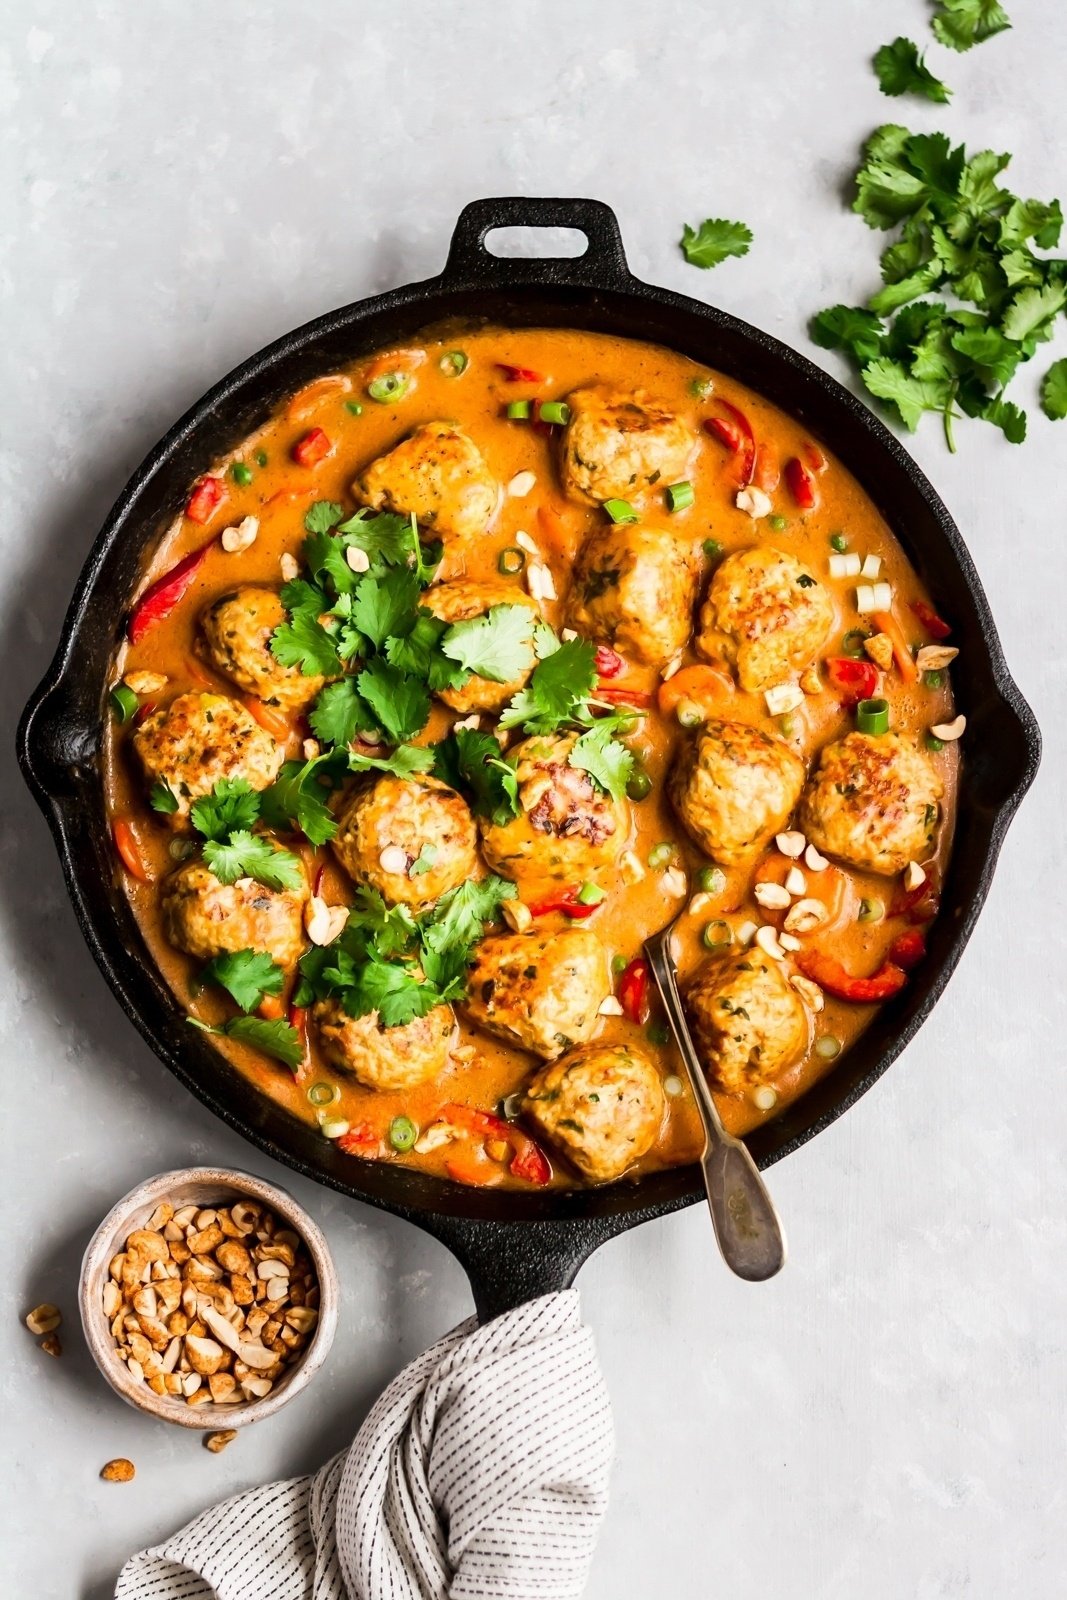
[79,1167,338,1428]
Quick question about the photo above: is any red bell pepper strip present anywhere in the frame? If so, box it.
[528,887,599,919]
[133,699,158,727]
[753,440,780,494]
[801,441,827,474]
[910,599,952,640]
[111,819,152,882]
[337,1122,381,1155]
[784,455,817,509]
[292,427,332,467]
[438,1103,551,1186]
[617,957,650,1025]
[594,684,653,708]
[825,656,879,705]
[287,1003,307,1034]
[496,363,544,383]
[704,416,743,453]
[888,929,926,970]
[704,399,756,486]
[890,878,940,923]
[594,644,624,679]
[185,475,226,524]
[796,949,907,1004]
[871,610,919,685]
[127,544,211,644]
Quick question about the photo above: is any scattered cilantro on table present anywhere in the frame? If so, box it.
[1041,359,1067,420]
[679,218,753,269]
[932,0,1011,52]
[873,37,951,103]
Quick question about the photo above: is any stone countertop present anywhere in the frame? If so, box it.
[2,2,1064,1595]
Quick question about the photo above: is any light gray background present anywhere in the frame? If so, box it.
[3,3,1065,1596]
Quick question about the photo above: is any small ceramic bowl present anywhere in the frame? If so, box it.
[80,1167,338,1429]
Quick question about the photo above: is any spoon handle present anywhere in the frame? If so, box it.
[644,932,787,1281]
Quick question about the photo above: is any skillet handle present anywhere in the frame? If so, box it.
[420,1214,618,1324]
[441,197,633,291]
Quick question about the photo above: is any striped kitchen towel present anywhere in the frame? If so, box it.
[114,1289,613,1600]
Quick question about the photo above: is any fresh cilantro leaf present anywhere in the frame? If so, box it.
[409,844,438,878]
[810,305,887,365]
[869,262,942,316]
[302,529,358,597]
[979,394,1027,442]
[356,659,431,745]
[932,0,1011,53]
[351,568,422,648]
[498,638,598,733]
[189,779,261,841]
[433,729,519,825]
[202,831,305,892]
[385,611,469,692]
[420,877,516,969]
[189,1014,305,1069]
[149,782,179,815]
[202,949,285,1013]
[347,743,436,778]
[343,886,418,959]
[861,358,954,430]
[1001,282,1067,343]
[260,757,342,846]
[679,218,753,269]
[532,620,560,659]
[336,509,419,567]
[309,678,376,747]
[1040,359,1067,421]
[873,37,951,103]
[949,326,1022,387]
[568,722,635,802]
[345,957,443,1027]
[270,608,343,678]
[999,197,1063,253]
[951,151,1013,237]
[441,604,537,683]
[304,500,345,535]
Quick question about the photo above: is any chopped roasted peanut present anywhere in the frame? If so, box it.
[205,1429,238,1453]
[101,1458,136,1483]
[25,1303,62,1336]
[40,1334,62,1358]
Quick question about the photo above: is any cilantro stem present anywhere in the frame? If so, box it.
[943,390,958,455]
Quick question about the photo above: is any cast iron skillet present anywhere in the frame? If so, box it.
[17,198,1040,1320]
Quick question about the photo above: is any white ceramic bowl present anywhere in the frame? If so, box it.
[79,1167,338,1430]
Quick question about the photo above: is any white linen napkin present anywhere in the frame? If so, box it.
[114,1289,613,1600]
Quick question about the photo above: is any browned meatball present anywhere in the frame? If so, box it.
[559,386,694,506]
[799,731,943,876]
[523,1043,665,1182]
[161,853,309,967]
[199,586,326,710]
[331,774,478,910]
[696,547,835,692]
[312,999,457,1091]
[478,733,632,896]
[685,948,810,1095]
[565,523,702,668]
[352,422,498,547]
[669,719,806,867]
[423,579,540,714]
[465,926,610,1059]
[132,693,284,821]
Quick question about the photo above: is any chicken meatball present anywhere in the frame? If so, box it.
[199,586,326,711]
[465,926,610,1059]
[565,524,701,668]
[161,853,309,967]
[478,733,632,895]
[559,386,694,507]
[669,718,805,867]
[331,774,478,910]
[696,547,835,692]
[132,693,284,821]
[312,999,457,1092]
[423,579,540,714]
[352,421,497,547]
[523,1043,665,1183]
[799,731,943,876]
[685,948,810,1095]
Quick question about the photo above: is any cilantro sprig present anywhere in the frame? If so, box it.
[873,38,951,104]
[190,1013,304,1070]
[679,218,753,270]
[201,949,285,1013]
[188,780,305,891]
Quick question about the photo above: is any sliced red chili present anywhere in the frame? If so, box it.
[801,441,827,474]
[825,656,879,705]
[127,544,211,644]
[704,399,756,486]
[496,363,544,383]
[784,455,817,509]
[796,949,907,1004]
[910,599,952,640]
[617,957,650,1025]
[509,1140,552,1186]
[337,1123,380,1155]
[704,416,743,453]
[593,645,624,679]
[890,877,940,924]
[595,684,653,708]
[888,929,926,970]
[185,476,226,524]
[437,1102,551,1186]
[528,888,599,919]
[753,440,780,493]
[292,427,332,467]
[287,1003,307,1034]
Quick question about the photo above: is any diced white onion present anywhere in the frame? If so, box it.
[829,552,862,579]
[855,584,877,615]
[663,1075,684,1098]
[872,581,893,611]
[736,920,758,946]
[860,553,882,580]
[736,485,773,519]
[764,683,805,716]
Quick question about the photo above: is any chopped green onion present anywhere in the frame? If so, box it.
[857,897,884,923]
[577,882,606,906]
[109,683,139,723]
[663,1073,684,1096]
[689,377,714,399]
[367,371,411,404]
[923,669,944,689]
[149,782,179,814]
[625,764,652,801]
[648,841,674,870]
[676,700,704,729]
[537,400,570,426]
[320,1117,350,1140]
[925,733,944,752]
[440,350,468,375]
[506,400,531,420]
[702,538,723,558]
[830,532,849,553]
[307,1081,340,1108]
[646,1022,671,1047]
[611,954,628,977]
[856,696,890,736]
[388,1114,418,1152]
[500,1093,523,1121]
[842,628,869,659]
[699,867,727,895]
[666,481,694,513]
[815,1035,841,1061]
[344,400,363,416]
[603,498,637,524]
[703,919,733,951]
[231,462,254,486]
[254,449,269,467]
[497,546,526,576]
[768,514,788,532]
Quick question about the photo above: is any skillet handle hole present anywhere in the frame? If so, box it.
[482,226,589,261]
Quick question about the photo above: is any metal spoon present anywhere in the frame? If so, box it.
[644,920,787,1281]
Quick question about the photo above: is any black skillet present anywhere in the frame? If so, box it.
[16,198,1040,1320]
